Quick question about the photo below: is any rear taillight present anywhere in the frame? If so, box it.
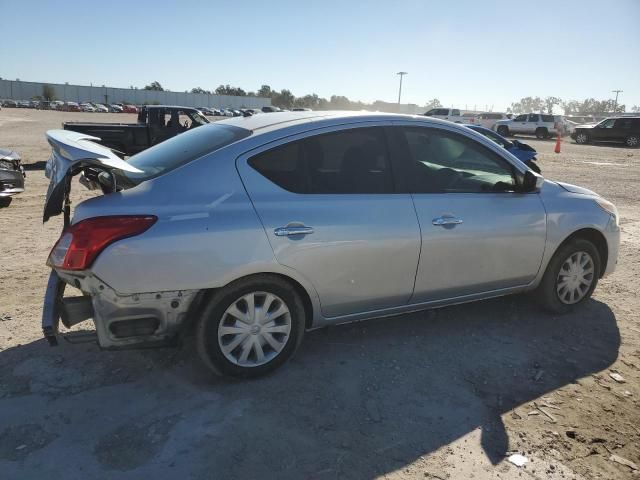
[47,216,157,271]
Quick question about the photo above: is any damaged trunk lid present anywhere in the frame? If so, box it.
[44,129,142,223]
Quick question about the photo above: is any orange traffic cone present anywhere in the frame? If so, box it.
[554,133,561,154]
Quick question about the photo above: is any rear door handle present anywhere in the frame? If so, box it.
[432,216,463,226]
[274,226,314,236]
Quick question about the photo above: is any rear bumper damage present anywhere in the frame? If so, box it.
[42,269,198,349]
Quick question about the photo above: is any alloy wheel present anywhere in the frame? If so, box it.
[576,133,588,144]
[556,251,594,305]
[217,291,292,367]
[627,136,638,147]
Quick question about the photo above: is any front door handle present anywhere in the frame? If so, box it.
[432,216,463,226]
[274,226,314,236]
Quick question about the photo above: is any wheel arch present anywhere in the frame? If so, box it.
[184,271,317,333]
[555,227,609,277]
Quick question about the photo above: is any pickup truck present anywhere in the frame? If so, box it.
[63,105,209,156]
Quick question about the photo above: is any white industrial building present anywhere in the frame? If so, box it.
[0,79,271,109]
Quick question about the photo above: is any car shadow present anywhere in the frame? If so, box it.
[0,295,619,478]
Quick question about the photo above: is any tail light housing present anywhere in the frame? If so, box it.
[47,216,157,271]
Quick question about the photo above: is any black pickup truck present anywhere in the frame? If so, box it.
[63,105,210,156]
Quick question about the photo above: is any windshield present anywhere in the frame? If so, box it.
[116,123,250,186]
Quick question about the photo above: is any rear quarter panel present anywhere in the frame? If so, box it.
[74,145,282,294]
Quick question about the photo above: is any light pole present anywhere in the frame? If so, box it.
[396,72,407,105]
[612,90,623,113]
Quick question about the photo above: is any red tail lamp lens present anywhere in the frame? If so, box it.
[47,216,157,271]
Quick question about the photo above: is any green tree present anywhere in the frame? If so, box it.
[257,85,273,98]
[424,98,442,110]
[42,84,56,101]
[544,96,562,114]
[144,81,164,91]
[508,96,544,114]
[272,89,295,108]
[191,87,211,94]
[215,85,247,96]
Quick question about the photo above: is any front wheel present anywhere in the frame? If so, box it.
[196,275,306,377]
[626,135,639,148]
[536,238,601,313]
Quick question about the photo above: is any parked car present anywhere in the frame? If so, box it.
[80,103,96,112]
[17,100,31,108]
[3,100,18,108]
[41,112,620,377]
[122,105,138,114]
[63,105,210,156]
[493,113,568,139]
[292,108,312,111]
[262,106,282,113]
[472,112,510,130]
[108,104,123,113]
[228,109,242,116]
[464,124,541,173]
[0,148,25,207]
[63,102,82,112]
[423,107,468,123]
[93,103,109,113]
[571,117,640,148]
[198,107,215,116]
[50,101,64,110]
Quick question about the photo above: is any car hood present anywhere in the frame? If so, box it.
[555,181,598,197]
[43,129,142,223]
[0,148,21,161]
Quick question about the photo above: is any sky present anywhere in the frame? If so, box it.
[1,0,639,111]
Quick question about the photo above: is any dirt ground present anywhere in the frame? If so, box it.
[0,108,638,479]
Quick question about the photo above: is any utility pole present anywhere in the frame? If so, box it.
[396,72,407,105]
[612,89,623,112]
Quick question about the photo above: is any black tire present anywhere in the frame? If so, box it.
[535,127,548,140]
[497,126,509,137]
[575,131,590,145]
[536,238,601,314]
[0,197,12,208]
[196,274,306,377]
[625,134,639,148]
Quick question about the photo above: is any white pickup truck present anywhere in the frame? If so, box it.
[423,107,469,123]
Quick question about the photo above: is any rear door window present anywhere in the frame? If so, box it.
[249,127,394,194]
[541,115,554,122]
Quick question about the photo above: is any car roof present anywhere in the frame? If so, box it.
[216,110,452,136]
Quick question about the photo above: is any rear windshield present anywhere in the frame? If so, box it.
[120,124,250,185]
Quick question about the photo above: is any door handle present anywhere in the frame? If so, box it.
[274,226,314,236]
[432,216,463,226]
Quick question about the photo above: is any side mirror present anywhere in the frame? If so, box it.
[521,170,544,193]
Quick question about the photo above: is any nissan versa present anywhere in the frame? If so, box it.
[42,112,620,377]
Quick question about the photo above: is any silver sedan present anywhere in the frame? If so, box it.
[42,112,620,377]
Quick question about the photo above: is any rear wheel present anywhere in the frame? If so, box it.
[497,126,509,137]
[536,238,601,313]
[575,132,590,144]
[535,127,549,140]
[626,135,639,148]
[196,275,306,377]
[0,197,12,208]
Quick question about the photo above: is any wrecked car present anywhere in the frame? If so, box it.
[42,112,620,377]
[63,105,209,156]
[0,148,25,207]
